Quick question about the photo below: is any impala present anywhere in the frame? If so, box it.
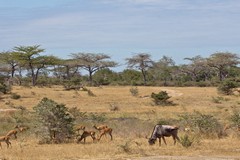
[97,127,113,141]
[0,136,11,148]
[6,125,29,139]
[77,130,96,144]
[75,125,86,134]
[93,124,108,132]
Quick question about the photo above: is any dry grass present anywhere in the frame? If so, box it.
[0,86,240,160]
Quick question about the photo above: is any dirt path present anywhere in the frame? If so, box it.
[80,155,240,160]
[131,155,240,160]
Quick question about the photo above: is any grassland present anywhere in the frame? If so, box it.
[0,86,240,160]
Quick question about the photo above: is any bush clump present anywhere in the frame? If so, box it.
[229,110,240,129]
[179,134,194,148]
[129,87,139,97]
[151,91,172,106]
[11,93,21,99]
[0,83,11,94]
[217,79,237,95]
[179,112,223,138]
[33,97,75,144]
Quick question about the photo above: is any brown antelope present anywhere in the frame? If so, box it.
[148,124,180,146]
[224,124,240,132]
[0,136,11,148]
[97,127,113,141]
[5,125,29,139]
[18,126,29,132]
[6,129,18,139]
[93,124,108,132]
[75,125,86,135]
[77,130,96,144]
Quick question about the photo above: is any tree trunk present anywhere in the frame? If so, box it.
[141,69,147,86]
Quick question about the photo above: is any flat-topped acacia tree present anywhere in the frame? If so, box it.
[71,53,117,86]
[13,45,59,86]
[125,53,153,86]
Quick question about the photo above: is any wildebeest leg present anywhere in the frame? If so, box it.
[172,136,176,145]
[176,135,180,142]
[173,135,180,145]
[162,137,167,145]
[158,137,161,146]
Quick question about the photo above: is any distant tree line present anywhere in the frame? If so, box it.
[0,45,239,87]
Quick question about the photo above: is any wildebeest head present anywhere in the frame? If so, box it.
[148,138,156,145]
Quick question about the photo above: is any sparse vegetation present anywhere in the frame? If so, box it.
[217,79,238,95]
[33,97,75,143]
[0,86,239,159]
[10,93,21,99]
[129,87,139,96]
[0,83,11,94]
[151,91,172,106]
[179,134,194,148]
[179,112,222,138]
[229,110,240,129]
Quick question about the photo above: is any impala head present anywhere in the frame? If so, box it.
[148,138,156,145]
[14,125,20,129]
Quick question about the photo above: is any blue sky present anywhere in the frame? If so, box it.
[1,0,240,71]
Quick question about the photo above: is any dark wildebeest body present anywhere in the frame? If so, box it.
[148,124,180,146]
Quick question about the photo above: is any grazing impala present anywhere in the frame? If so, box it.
[97,127,113,141]
[93,124,108,132]
[77,130,96,144]
[6,129,18,139]
[6,125,29,139]
[0,136,11,148]
[75,125,86,134]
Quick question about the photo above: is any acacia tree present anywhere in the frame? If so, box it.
[151,56,175,85]
[182,55,212,82]
[0,51,17,77]
[13,45,59,86]
[71,53,117,85]
[52,59,79,80]
[125,53,153,85]
[207,52,239,81]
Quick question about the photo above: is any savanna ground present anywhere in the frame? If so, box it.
[0,86,240,160]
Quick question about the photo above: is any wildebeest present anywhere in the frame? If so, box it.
[148,124,180,146]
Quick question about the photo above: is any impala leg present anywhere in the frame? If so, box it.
[109,132,113,140]
[98,133,104,141]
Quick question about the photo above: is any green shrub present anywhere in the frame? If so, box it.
[68,107,87,120]
[129,87,139,97]
[179,112,223,138]
[179,134,194,148]
[118,140,132,153]
[11,93,21,99]
[217,79,237,95]
[230,110,240,129]
[33,97,75,143]
[211,96,229,103]
[151,91,172,106]
[0,83,11,94]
